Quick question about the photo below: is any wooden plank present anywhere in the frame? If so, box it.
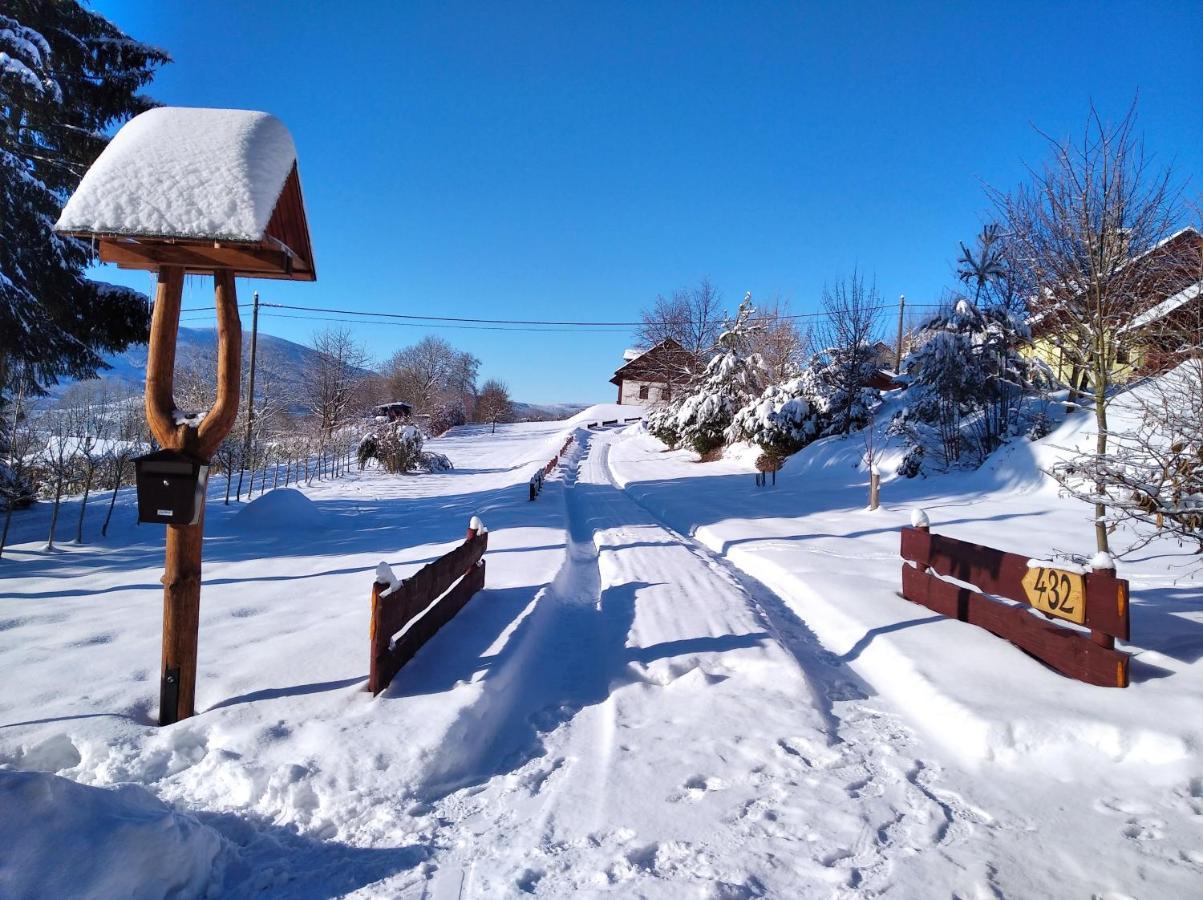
[367,533,488,694]
[96,237,314,281]
[375,561,487,694]
[900,527,1129,640]
[901,564,1129,687]
[372,533,488,645]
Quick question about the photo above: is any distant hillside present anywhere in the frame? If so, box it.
[511,401,590,422]
[50,329,588,421]
[47,327,372,404]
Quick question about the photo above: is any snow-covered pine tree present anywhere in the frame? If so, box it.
[673,294,768,458]
[0,2,168,394]
[901,297,1046,466]
[728,374,826,457]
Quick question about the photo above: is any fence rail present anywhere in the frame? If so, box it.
[368,518,488,695]
[899,518,1131,687]
[529,435,574,501]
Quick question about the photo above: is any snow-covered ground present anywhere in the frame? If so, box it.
[2,402,1201,897]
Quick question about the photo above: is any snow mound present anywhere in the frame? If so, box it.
[0,771,224,899]
[232,488,324,531]
[56,107,297,242]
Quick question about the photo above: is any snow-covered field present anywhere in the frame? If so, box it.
[2,403,1201,897]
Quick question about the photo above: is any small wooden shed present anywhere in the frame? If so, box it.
[56,106,315,280]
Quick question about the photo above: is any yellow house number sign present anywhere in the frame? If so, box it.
[1022,565,1086,624]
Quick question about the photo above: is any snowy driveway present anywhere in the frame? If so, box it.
[414,428,1013,897]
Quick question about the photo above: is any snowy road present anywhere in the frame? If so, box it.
[410,428,1007,897]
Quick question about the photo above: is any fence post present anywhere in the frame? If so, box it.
[1091,552,1118,650]
[869,468,880,510]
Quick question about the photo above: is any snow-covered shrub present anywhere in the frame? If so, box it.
[417,451,454,473]
[897,443,925,479]
[428,400,467,437]
[644,403,682,450]
[358,423,426,473]
[0,461,36,511]
[729,375,826,456]
[672,295,769,459]
[899,298,1050,470]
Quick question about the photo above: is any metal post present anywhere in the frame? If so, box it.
[894,294,906,373]
[237,291,260,500]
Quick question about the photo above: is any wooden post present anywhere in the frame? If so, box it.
[145,267,241,725]
[1091,556,1118,650]
[894,294,906,373]
[869,470,880,510]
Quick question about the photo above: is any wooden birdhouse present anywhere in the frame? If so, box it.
[56,106,315,280]
[54,106,317,726]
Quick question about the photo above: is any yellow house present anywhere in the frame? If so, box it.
[1027,227,1203,388]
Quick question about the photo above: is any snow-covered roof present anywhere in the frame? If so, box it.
[56,107,298,242]
[1121,282,1202,332]
[623,347,646,362]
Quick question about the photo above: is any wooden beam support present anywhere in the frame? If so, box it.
[145,267,184,449]
[150,270,243,725]
[96,238,312,281]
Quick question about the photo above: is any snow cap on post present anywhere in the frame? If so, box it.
[468,515,486,539]
[1090,551,1116,571]
[910,508,930,530]
[375,561,400,592]
[55,107,315,281]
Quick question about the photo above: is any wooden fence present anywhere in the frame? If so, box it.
[900,517,1131,687]
[368,518,488,695]
[529,435,574,501]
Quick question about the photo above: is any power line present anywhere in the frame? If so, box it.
[258,311,633,334]
[258,300,943,328]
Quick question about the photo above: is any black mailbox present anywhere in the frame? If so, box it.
[134,450,209,525]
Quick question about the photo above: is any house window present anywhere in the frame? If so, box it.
[638,384,650,400]
[1116,347,1130,365]
[663,386,672,401]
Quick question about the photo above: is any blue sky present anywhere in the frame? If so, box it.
[91,1,1202,403]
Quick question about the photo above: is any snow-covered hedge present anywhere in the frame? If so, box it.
[357,422,452,474]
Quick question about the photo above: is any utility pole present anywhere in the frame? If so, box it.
[236,291,260,501]
[893,293,906,373]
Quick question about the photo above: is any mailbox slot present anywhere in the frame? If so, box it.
[134,450,209,525]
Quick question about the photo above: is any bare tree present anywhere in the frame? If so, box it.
[383,336,479,416]
[749,297,807,383]
[40,407,77,551]
[1,368,38,558]
[992,100,1184,553]
[1050,217,1203,564]
[305,328,372,435]
[101,389,146,537]
[637,277,726,363]
[58,382,112,544]
[475,378,514,433]
[814,270,884,434]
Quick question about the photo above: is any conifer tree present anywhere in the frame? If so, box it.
[673,295,768,457]
[0,2,168,393]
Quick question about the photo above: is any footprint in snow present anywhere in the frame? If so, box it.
[1122,817,1166,841]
